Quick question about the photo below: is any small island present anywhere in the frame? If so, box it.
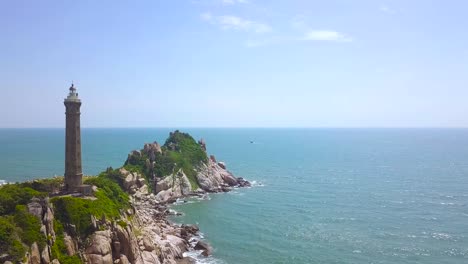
[0,130,250,264]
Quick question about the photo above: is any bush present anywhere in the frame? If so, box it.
[124,131,208,190]
[19,178,63,193]
[98,167,125,190]
[14,205,46,250]
[51,234,82,264]
[0,184,46,215]
[0,216,26,262]
[52,176,129,238]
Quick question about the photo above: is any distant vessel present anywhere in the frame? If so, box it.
[250,140,254,144]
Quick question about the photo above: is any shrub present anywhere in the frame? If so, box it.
[0,184,46,215]
[0,216,26,262]
[52,176,129,238]
[14,205,46,250]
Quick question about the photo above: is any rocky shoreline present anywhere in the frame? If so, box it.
[1,132,250,264]
[117,153,251,264]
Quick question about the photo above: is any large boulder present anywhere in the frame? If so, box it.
[64,234,77,256]
[141,251,161,264]
[155,169,192,203]
[194,241,212,257]
[41,245,50,264]
[30,242,41,264]
[115,225,140,263]
[27,198,43,219]
[85,230,112,256]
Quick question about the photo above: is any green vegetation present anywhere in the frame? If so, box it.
[0,216,26,262]
[0,184,46,215]
[124,130,208,190]
[51,176,129,238]
[14,205,47,250]
[0,184,49,263]
[163,131,208,190]
[0,130,204,263]
[164,131,208,165]
[50,233,81,264]
[19,177,64,193]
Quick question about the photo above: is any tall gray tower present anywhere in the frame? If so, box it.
[64,84,83,191]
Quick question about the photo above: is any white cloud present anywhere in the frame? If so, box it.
[304,30,352,42]
[201,13,271,33]
[380,5,396,14]
[221,0,248,5]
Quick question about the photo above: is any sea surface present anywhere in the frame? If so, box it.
[1,128,468,263]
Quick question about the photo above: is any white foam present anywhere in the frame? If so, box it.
[183,250,226,264]
[250,180,265,187]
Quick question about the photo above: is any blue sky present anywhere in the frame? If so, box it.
[1,0,467,128]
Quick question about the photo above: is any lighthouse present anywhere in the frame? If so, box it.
[64,83,83,191]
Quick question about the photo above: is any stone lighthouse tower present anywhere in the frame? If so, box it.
[64,84,83,191]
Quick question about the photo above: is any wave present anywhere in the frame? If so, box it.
[183,250,226,264]
[249,180,265,187]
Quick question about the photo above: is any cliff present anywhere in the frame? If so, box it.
[0,131,250,264]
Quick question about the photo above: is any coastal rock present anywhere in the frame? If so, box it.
[64,234,77,256]
[198,139,206,151]
[43,207,55,239]
[143,142,162,156]
[119,255,130,264]
[86,254,113,264]
[115,225,140,263]
[195,158,246,191]
[155,169,191,203]
[217,162,226,169]
[41,245,50,264]
[120,168,146,194]
[30,242,41,264]
[85,230,112,256]
[166,235,188,254]
[141,251,161,264]
[194,241,212,257]
[237,177,251,187]
[27,198,43,219]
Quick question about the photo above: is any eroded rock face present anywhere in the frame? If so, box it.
[27,198,43,220]
[119,168,147,194]
[114,225,140,263]
[30,242,41,264]
[155,169,191,203]
[64,234,77,256]
[86,230,112,256]
[195,158,244,192]
[41,245,50,264]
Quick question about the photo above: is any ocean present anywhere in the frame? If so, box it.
[1,128,468,263]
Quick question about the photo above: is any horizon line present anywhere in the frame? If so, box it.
[2,126,468,129]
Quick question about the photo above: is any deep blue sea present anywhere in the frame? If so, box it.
[1,128,468,263]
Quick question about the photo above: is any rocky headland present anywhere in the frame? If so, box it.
[0,131,250,264]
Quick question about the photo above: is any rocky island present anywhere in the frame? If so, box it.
[0,130,250,264]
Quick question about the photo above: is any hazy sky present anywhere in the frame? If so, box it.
[1,0,467,128]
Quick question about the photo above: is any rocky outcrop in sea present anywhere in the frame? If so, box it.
[0,131,250,264]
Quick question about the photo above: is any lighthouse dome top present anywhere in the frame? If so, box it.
[65,83,81,102]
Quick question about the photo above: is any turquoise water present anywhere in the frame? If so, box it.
[1,128,468,263]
